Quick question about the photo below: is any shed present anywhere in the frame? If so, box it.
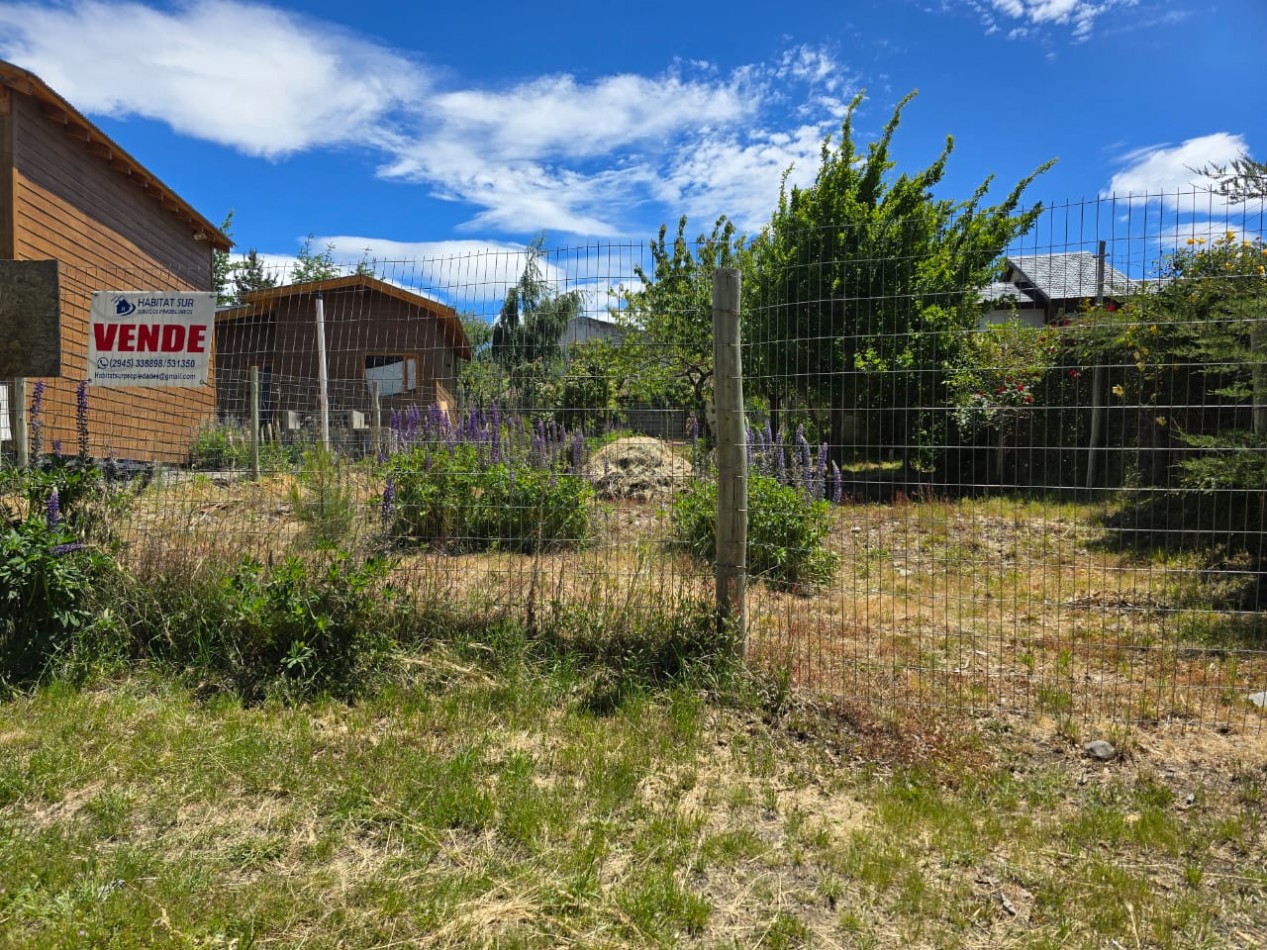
[0,59,230,462]
[214,275,471,436]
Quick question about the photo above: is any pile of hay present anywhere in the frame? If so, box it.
[584,437,694,500]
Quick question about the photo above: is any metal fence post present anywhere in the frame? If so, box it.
[249,365,260,480]
[713,267,747,649]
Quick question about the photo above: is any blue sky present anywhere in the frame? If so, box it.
[0,0,1263,274]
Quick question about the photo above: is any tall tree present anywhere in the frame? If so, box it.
[291,234,340,284]
[234,248,277,296]
[754,90,1053,468]
[491,237,582,368]
[614,215,749,430]
[212,211,235,305]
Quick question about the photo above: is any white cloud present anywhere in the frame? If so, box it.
[1105,132,1250,207]
[0,0,425,158]
[0,0,852,238]
[965,0,1139,40]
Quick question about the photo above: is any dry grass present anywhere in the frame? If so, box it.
[114,474,1267,735]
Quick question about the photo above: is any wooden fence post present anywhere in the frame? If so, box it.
[371,381,382,459]
[250,365,260,480]
[12,377,28,469]
[713,267,747,650]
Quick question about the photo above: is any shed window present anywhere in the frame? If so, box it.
[365,354,417,397]
[0,384,9,442]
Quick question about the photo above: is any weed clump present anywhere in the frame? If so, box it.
[388,442,593,553]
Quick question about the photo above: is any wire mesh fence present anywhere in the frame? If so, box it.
[4,189,1266,730]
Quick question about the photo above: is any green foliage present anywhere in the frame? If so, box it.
[754,91,1053,464]
[559,339,623,430]
[212,210,235,305]
[492,237,583,369]
[289,449,358,545]
[292,234,341,284]
[233,248,278,296]
[615,216,749,424]
[188,421,299,471]
[0,517,112,684]
[389,443,594,553]
[129,554,399,702]
[671,474,838,589]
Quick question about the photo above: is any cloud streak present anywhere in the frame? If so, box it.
[0,0,852,238]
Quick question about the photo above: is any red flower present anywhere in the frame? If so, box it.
[997,386,1005,394]
[1024,394,1033,404]
[1017,383,1025,391]
[1069,369,1081,379]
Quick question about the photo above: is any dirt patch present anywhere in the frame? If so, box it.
[585,437,693,500]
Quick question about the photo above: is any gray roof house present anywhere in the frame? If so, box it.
[981,252,1136,327]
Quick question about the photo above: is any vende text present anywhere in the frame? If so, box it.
[93,324,207,353]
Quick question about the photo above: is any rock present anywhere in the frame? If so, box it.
[1084,739,1116,762]
[1248,691,1267,708]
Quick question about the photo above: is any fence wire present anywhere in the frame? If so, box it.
[4,190,1266,730]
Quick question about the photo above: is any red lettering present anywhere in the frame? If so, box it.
[187,325,207,353]
[118,324,136,352]
[161,325,185,352]
[93,323,118,351]
[136,324,160,352]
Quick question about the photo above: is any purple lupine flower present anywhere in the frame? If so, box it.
[775,435,787,484]
[76,381,90,460]
[831,461,843,505]
[46,488,60,529]
[51,542,85,556]
[571,428,585,472]
[531,430,545,467]
[817,443,829,498]
[381,475,395,528]
[52,440,62,458]
[29,381,45,460]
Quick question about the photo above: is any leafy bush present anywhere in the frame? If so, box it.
[0,516,112,684]
[671,473,838,589]
[189,420,301,471]
[388,443,593,553]
[128,554,400,702]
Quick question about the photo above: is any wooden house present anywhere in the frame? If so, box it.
[0,59,230,462]
[214,275,471,437]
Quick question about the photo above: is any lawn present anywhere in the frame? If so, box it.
[1,655,1265,948]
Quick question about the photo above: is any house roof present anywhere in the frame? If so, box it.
[1005,252,1135,302]
[0,60,231,252]
[216,274,472,360]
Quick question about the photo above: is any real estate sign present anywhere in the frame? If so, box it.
[88,291,215,387]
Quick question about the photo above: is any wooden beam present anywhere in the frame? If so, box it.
[0,88,13,260]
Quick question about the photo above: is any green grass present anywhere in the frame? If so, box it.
[1,657,1264,948]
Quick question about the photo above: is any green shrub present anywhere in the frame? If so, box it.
[0,516,113,684]
[290,448,357,545]
[671,473,838,589]
[189,420,302,471]
[389,443,593,553]
[128,554,400,702]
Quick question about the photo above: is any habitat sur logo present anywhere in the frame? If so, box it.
[113,295,136,317]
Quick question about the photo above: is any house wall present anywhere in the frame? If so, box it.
[7,89,215,462]
[215,288,460,431]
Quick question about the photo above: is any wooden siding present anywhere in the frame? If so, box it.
[0,87,13,260]
[8,89,215,462]
[216,287,461,429]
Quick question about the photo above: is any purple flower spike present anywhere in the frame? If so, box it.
[52,542,85,557]
[571,428,585,472]
[831,461,843,505]
[46,488,60,529]
[29,381,46,460]
[381,474,395,529]
[52,440,62,458]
